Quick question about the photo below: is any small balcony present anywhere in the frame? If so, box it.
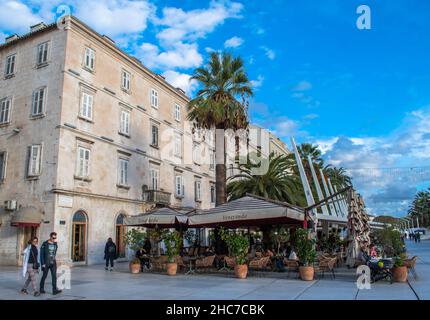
[143,190,171,206]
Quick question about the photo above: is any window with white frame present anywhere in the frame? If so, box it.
[0,151,7,181]
[150,168,159,190]
[37,42,49,65]
[195,180,202,202]
[80,92,93,120]
[119,110,130,135]
[174,104,180,121]
[0,98,11,124]
[209,151,215,170]
[118,158,129,186]
[175,175,184,197]
[84,47,95,70]
[76,146,90,178]
[5,54,16,76]
[27,145,42,177]
[32,87,46,116]
[210,184,215,203]
[193,143,200,164]
[174,133,182,157]
[151,89,158,108]
[151,124,159,147]
[121,70,131,91]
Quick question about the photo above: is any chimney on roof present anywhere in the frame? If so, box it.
[5,34,19,43]
[30,22,46,32]
[102,35,115,45]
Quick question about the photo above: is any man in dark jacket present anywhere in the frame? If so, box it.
[104,238,117,271]
[40,232,62,295]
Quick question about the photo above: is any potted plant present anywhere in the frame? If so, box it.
[271,227,290,271]
[294,228,316,281]
[162,230,182,276]
[124,228,146,273]
[391,229,408,282]
[220,228,250,279]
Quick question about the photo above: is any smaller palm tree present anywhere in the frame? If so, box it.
[324,165,352,188]
[226,152,305,205]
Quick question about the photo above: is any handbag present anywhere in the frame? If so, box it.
[30,248,40,270]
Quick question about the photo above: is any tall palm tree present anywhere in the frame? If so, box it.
[187,52,253,206]
[408,189,430,227]
[323,165,352,189]
[298,143,324,168]
[227,152,305,205]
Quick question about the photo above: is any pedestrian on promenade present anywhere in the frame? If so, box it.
[416,232,421,243]
[20,236,41,297]
[40,232,62,295]
[104,238,117,271]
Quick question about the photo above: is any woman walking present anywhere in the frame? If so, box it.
[21,236,40,297]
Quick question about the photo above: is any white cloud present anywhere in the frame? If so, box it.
[260,46,275,60]
[162,70,198,95]
[0,1,42,34]
[250,75,264,89]
[303,113,319,120]
[272,117,301,138]
[292,81,312,92]
[224,36,243,48]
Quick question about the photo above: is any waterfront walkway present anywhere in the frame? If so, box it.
[0,241,428,300]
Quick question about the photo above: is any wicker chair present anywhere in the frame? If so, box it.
[249,256,271,271]
[314,256,337,279]
[404,256,418,279]
[151,256,168,271]
[224,256,236,269]
[283,258,299,278]
[195,255,216,272]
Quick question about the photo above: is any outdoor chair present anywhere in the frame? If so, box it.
[314,256,337,279]
[151,255,169,271]
[249,256,271,271]
[283,258,299,278]
[175,256,186,271]
[195,255,216,272]
[224,256,236,269]
[255,252,263,258]
[404,256,418,279]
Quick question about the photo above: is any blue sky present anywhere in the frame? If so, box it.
[1,0,429,216]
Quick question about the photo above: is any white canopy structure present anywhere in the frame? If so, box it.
[124,207,192,228]
[187,195,305,228]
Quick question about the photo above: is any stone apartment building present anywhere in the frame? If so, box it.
[0,16,216,266]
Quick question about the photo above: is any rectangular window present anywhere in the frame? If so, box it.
[195,180,202,202]
[174,104,180,121]
[151,89,158,108]
[209,152,215,170]
[150,168,159,190]
[76,146,90,178]
[32,87,46,116]
[210,185,215,203]
[151,125,159,147]
[118,158,129,186]
[0,152,6,181]
[174,133,182,157]
[121,70,130,91]
[5,54,16,76]
[175,175,184,197]
[120,110,130,135]
[193,143,200,164]
[37,42,49,65]
[27,145,42,177]
[80,92,93,120]
[84,47,95,70]
[0,98,11,124]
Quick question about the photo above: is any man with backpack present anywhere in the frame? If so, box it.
[104,238,117,271]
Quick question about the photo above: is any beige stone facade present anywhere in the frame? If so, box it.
[0,17,215,266]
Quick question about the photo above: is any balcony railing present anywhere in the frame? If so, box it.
[143,190,171,206]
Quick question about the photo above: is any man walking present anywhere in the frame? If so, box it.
[40,232,62,295]
[104,238,117,271]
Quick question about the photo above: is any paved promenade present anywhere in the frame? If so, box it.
[0,241,428,300]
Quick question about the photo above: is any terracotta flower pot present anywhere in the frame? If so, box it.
[130,262,141,274]
[234,264,248,279]
[392,266,408,282]
[166,262,178,276]
[299,266,314,281]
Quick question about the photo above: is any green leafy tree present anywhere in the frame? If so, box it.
[294,228,317,266]
[220,228,249,265]
[270,227,290,256]
[162,230,182,263]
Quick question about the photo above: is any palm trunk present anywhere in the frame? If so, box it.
[214,126,227,255]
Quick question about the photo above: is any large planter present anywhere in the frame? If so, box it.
[392,266,408,282]
[299,266,314,281]
[166,262,178,276]
[130,261,141,274]
[234,264,248,279]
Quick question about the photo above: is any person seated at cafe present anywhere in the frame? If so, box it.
[264,248,274,257]
[370,244,377,258]
[136,247,149,272]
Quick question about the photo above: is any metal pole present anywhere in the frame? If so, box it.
[319,169,337,216]
[416,216,420,229]
[307,155,329,215]
[328,178,343,217]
